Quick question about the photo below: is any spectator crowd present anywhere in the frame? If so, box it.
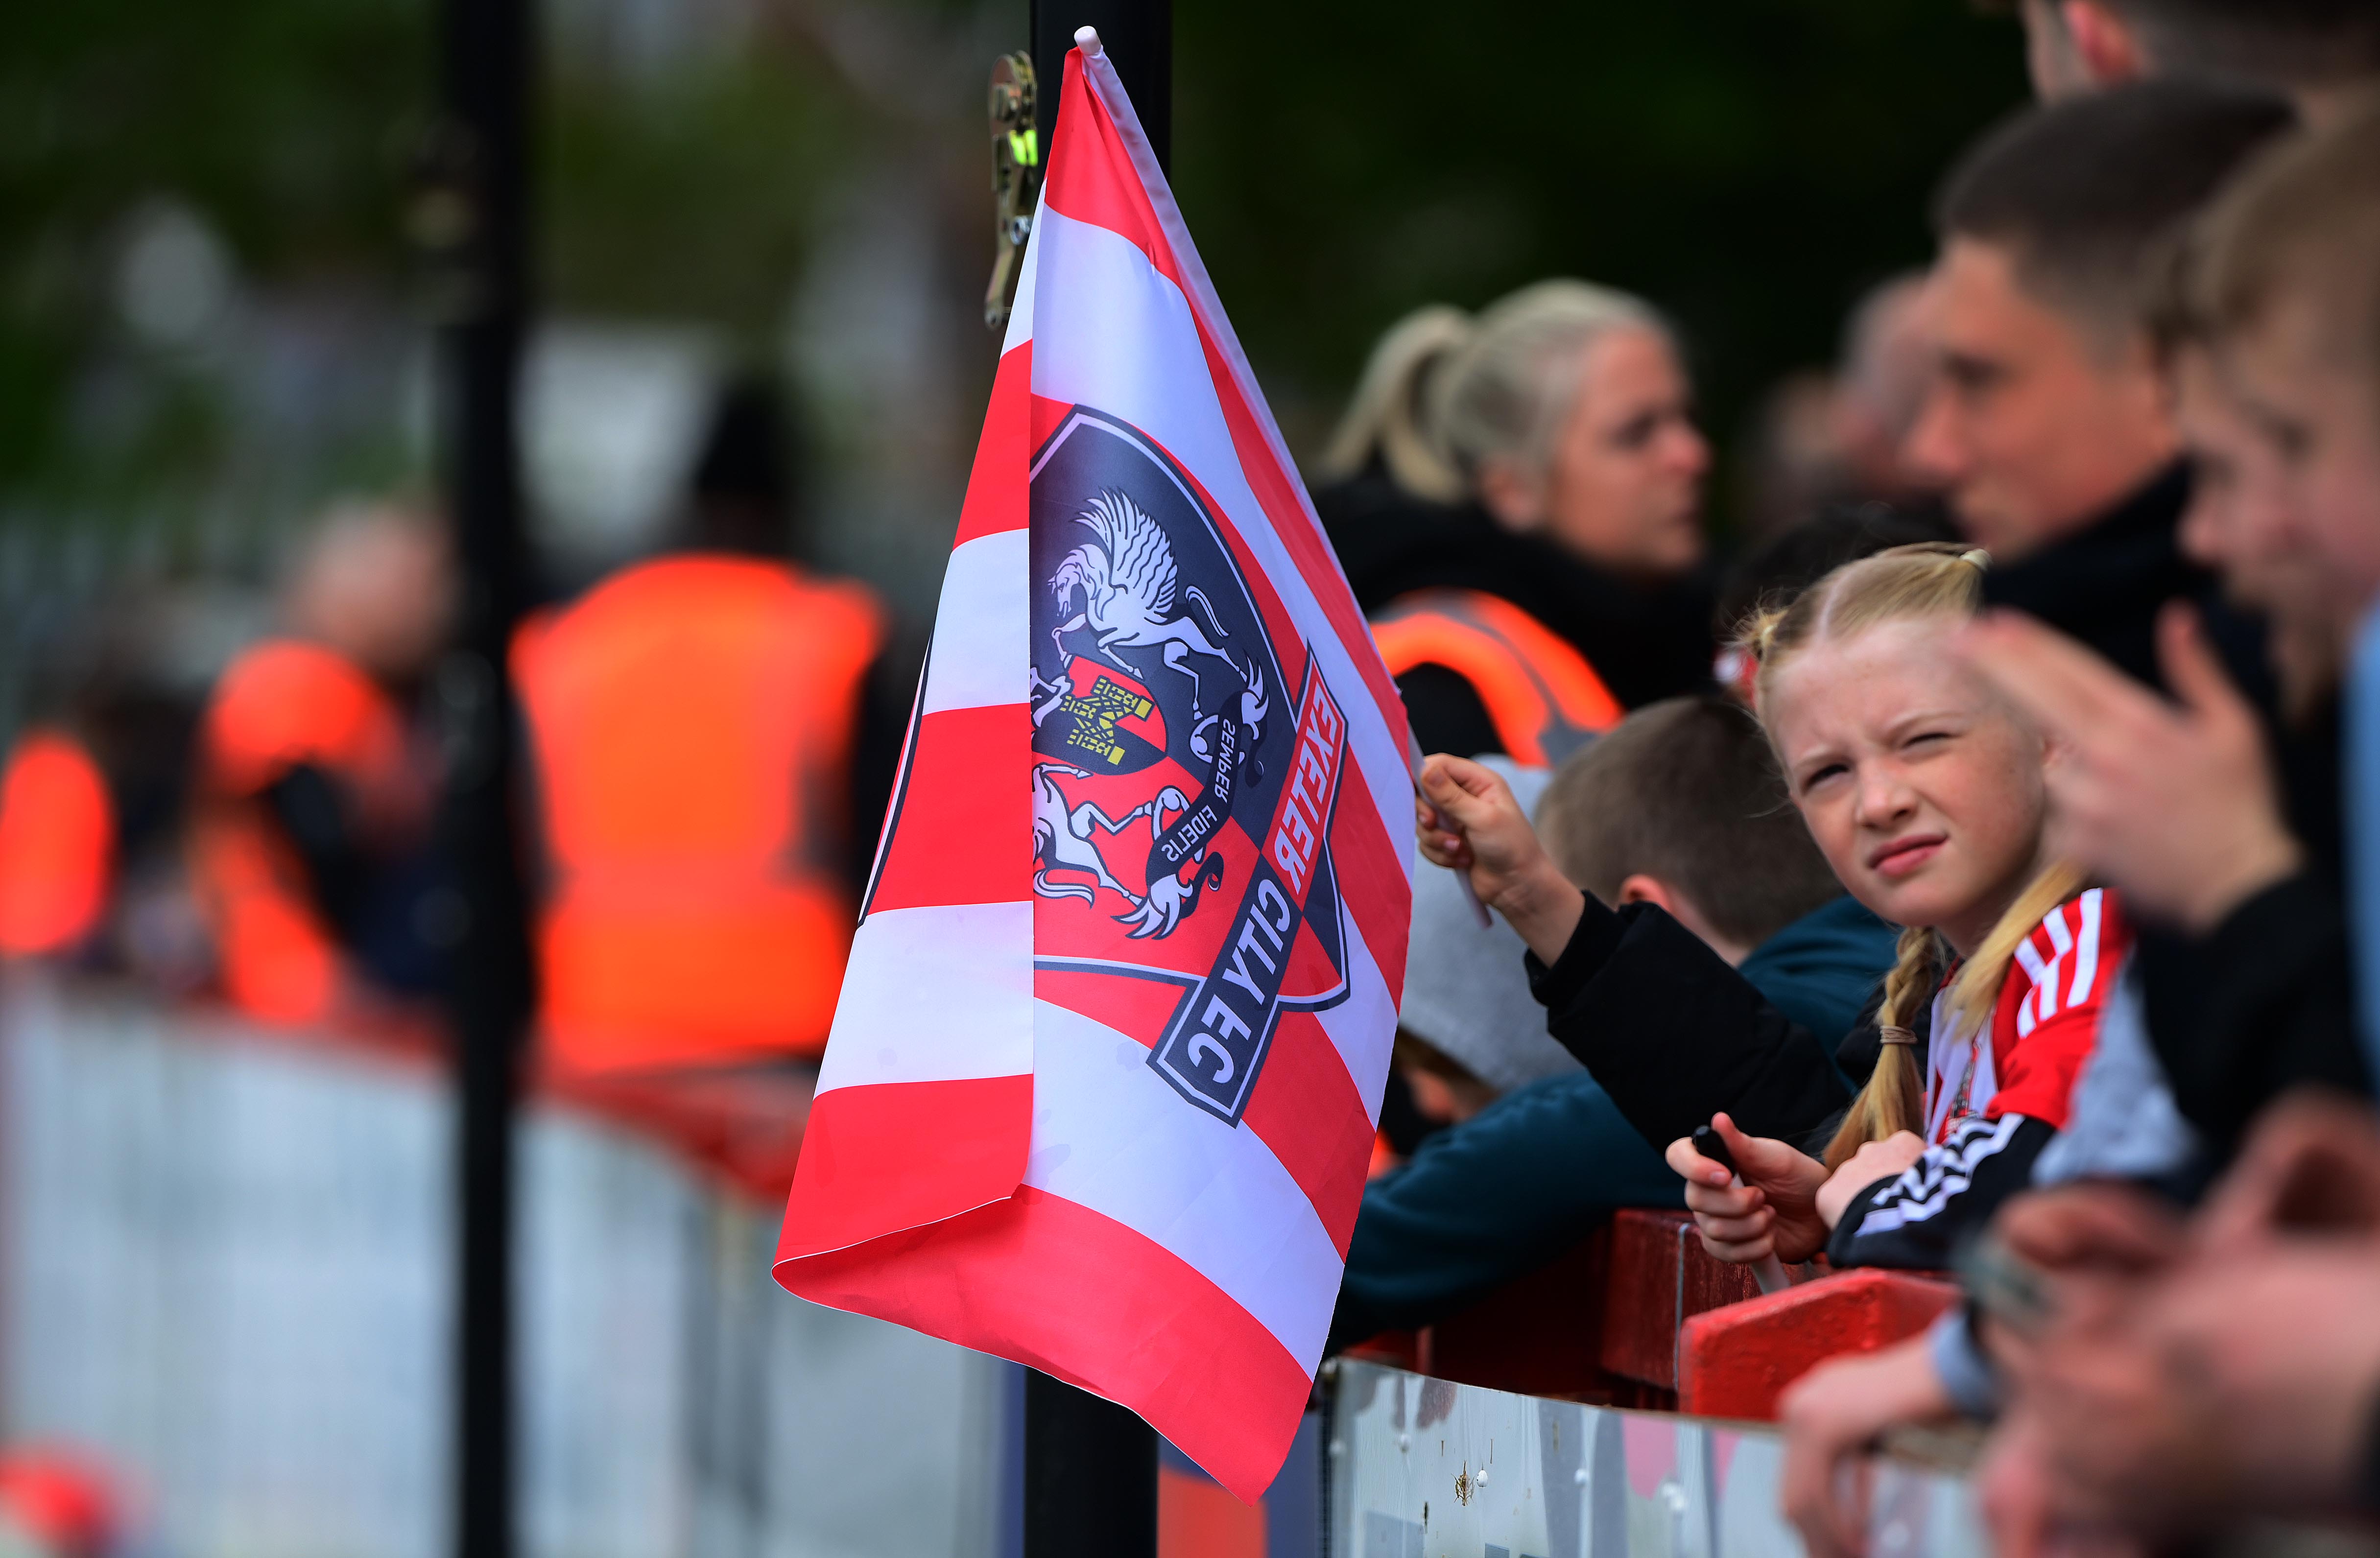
[8,0,2380,1551]
[1315,0,2380,1549]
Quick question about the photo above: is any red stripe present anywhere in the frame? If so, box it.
[1041,52,1185,293]
[777,1182,1312,1502]
[1330,776,1412,1006]
[953,343,1031,546]
[1238,1011,1371,1255]
[1029,391,1074,457]
[778,1075,1031,1256]
[868,705,1029,912]
[1194,326,1408,754]
[1034,963,1375,1254]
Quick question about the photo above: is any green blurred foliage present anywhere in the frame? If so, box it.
[1173,0,2031,515]
[0,0,2029,538]
[0,0,427,501]
[543,49,858,334]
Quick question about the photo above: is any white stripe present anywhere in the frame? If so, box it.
[919,529,1026,715]
[2042,903,2074,958]
[2013,937,2053,1021]
[1028,207,1412,879]
[817,902,1033,1094]
[2068,889,2104,1008]
[1000,206,1040,354]
[1025,998,1341,1371]
[1854,1114,2027,1234]
[1314,903,1396,1125]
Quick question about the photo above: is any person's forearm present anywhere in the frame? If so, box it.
[1486,860,1586,966]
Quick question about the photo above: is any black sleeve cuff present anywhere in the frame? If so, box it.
[1523,894,1628,1013]
[1824,1177,1895,1268]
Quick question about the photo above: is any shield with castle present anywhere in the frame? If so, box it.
[1027,407,1352,1125]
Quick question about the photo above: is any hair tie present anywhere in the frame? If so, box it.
[1878,1026,1918,1047]
[1959,548,1990,571]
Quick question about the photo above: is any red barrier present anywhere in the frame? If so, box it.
[1678,1268,1960,1421]
[1354,1210,1948,1418]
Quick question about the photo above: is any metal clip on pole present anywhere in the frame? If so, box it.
[983,51,1043,330]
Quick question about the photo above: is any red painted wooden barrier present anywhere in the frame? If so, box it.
[1678,1268,1961,1422]
[1348,1210,1950,1420]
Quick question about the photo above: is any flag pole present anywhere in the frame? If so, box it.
[422,0,537,1549]
[1020,11,1168,1553]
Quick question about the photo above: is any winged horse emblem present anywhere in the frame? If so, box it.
[1049,490,1266,752]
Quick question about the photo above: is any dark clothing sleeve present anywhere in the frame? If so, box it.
[1395,663,1506,762]
[1525,897,1853,1152]
[845,647,914,898]
[264,762,368,936]
[1827,1114,2058,1271]
[1325,1071,1683,1350]
[2137,873,2373,1160]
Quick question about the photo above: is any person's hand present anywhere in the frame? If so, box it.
[1815,1131,1927,1228]
[1958,603,2300,934]
[1993,1183,2186,1280]
[1975,1411,2152,1558]
[1665,1112,1834,1263]
[1413,753,1583,962]
[2122,1239,2380,1517]
[2196,1088,2380,1251]
[1777,1335,1952,1558]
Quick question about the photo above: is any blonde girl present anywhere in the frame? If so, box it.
[1416,543,2129,1274]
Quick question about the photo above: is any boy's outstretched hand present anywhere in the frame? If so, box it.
[1414,753,1584,963]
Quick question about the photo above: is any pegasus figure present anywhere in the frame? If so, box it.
[1049,490,1243,727]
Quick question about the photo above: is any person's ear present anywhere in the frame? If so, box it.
[2060,0,2145,85]
[1476,459,1544,533]
[1616,873,1679,915]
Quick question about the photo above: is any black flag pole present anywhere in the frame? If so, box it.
[1020,9,1169,1556]
[418,0,535,1553]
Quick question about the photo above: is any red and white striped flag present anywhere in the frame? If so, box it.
[772,31,1413,1501]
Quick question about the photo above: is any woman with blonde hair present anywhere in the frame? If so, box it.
[1312,282,1719,762]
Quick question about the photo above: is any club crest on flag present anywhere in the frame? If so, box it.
[1028,408,1350,1124]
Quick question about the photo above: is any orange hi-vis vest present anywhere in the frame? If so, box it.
[513,554,887,1074]
[190,639,417,1023]
[1370,588,1624,765]
[0,729,115,957]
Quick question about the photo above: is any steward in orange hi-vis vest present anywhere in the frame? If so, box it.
[1371,588,1622,765]
[0,729,115,957]
[190,639,424,1022]
[514,553,886,1073]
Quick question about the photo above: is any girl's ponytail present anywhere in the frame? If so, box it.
[1315,306,1473,502]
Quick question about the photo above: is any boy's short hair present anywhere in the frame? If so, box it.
[1534,696,1842,950]
[1934,80,2295,344]
[2186,96,2380,389]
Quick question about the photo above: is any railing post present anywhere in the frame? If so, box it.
[1019,1,1167,1552]
[423,0,536,1553]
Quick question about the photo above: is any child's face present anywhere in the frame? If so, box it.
[2176,344,2348,713]
[2222,295,2380,631]
[1766,616,2050,956]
